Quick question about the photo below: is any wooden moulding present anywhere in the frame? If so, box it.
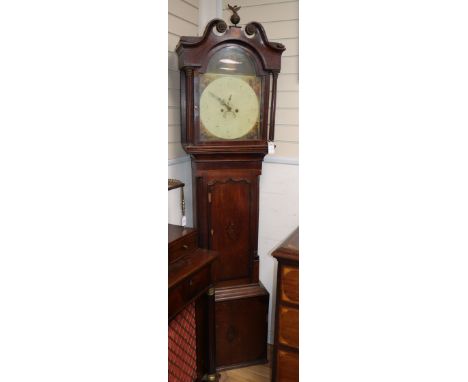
[215,283,268,302]
[176,18,285,154]
[176,19,285,72]
[271,227,299,263]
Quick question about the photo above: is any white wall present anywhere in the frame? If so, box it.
[259,161,299,342]
[168,157,194,227]
[168,1,199,221]
[198,0,223,34]
[168,0,199,160]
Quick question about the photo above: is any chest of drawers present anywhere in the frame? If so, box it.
[271,227,299,382]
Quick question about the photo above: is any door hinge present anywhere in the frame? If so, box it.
[208,192,211,203]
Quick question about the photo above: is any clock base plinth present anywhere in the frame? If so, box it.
[214,283,269,370]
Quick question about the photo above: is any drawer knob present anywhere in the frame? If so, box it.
[182,244,189,250]
[189,279,193,286]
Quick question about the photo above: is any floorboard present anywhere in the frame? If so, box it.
[218,346,272,382]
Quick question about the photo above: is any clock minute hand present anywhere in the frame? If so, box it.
[209,91,232,111]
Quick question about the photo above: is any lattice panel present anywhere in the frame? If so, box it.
[168,302,197,382]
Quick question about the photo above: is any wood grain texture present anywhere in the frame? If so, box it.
[209,178,252,282]
[277,306,298,348]
[192,159,263,286]
[276,350,298,382]
[168,224,197,264]
[215,284,269,370]
[281,266,299,304]
[168,250,217,320]
[168,224,217,379]
[271,227,299,382]
[271,228,299,262]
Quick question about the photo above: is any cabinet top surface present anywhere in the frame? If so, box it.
[272,227,299,262]
[168,248,218,290]
[168,224,196,245]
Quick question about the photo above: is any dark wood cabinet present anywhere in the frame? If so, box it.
[168,224,218,382]
[208,178,252,282]
[271,227,299,382]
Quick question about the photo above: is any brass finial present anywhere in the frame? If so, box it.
[228,4,241,26]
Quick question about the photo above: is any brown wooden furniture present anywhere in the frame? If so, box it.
[215,283,269,370]
[271,228,299,382]
[176,10,285,371]
[168,224,218,382]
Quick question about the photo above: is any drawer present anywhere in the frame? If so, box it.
[280,265,299,305]
[168,285,185,319]
[168,266,210,319]
[276,349,298,382]
[169,230,197,264]
[183,266,210,302]
[278,305,298,349]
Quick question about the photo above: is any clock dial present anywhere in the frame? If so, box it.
[199,74,260,140]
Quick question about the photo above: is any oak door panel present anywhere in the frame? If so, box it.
[208,179,252,282]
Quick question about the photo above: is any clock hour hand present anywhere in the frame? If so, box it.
[226,95,239,118]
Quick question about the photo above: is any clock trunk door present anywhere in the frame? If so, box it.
[208,179,252,283]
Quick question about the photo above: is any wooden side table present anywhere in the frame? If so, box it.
[271,227,299,382]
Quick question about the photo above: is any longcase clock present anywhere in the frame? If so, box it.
[176,7,285,371]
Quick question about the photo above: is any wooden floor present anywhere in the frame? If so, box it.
[218,346,272,382]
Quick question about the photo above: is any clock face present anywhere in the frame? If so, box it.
[199,74,261,141]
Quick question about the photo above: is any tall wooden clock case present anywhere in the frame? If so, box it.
[176,9,285,371]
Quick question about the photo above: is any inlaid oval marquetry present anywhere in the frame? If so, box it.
[281,266,299,304]
[278,306,298,348]
[225,220,240,241]
[226,325,238,343]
